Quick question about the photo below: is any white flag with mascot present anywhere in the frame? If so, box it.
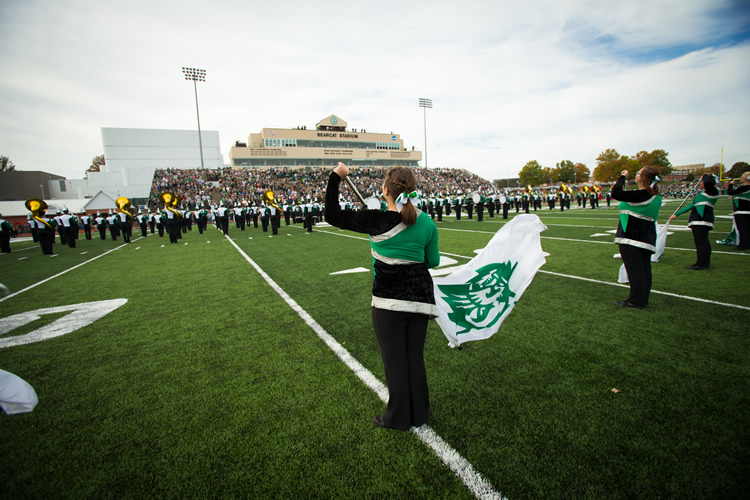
[433,214,547,347]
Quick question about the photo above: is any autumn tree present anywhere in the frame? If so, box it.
[518,160,545,186]
[574,162,590,183]
[88,155,105,174]
[594,149,637,182]
[1,156,16,171]
[634,149,672,175]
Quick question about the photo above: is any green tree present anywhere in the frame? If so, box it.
[518,160,545,186]
[725,161,749,179]
[634,149,672,175]
[542,167,558,185]
[1,155,16,171]
[554,160,576,183]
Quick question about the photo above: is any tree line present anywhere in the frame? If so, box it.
[518,148,749,187]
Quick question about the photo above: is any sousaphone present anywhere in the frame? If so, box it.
[263,190,281,211]
[159,191,182,218]
[25,198,48,216]
[116,196,131,213]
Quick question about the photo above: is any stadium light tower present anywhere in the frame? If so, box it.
[419,98,432,169]
[182,67,206,169]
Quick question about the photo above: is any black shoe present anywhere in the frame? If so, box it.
[736,247,746,251]
[616,299,643,309]
[685,265,708,270]
[372,415,389,428]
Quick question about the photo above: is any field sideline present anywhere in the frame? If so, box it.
[1,198,748,498]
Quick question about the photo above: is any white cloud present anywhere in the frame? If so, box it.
[1,0,748,182]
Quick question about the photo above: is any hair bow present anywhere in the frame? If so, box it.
[650,175,663,189]
[395,191,421,213]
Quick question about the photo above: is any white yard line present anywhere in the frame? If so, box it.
[0,238,142,304]
[315,228,749,310]
[222,230,505,500]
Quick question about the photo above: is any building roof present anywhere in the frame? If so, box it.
[0,192,118,216]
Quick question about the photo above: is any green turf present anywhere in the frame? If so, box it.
[1,200,748,498]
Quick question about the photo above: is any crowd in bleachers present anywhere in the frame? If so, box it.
[147,167,719,208]
[149,166,496,207]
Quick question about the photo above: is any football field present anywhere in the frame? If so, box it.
[1,198,748,498]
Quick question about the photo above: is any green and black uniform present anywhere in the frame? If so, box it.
[325,172,439,430]
[612,174,662,307]
[727,182,750,249]
[673,187,718,268]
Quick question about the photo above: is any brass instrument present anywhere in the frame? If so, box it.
[25,198,47,215]
[159,192,182,219]
[116,196,131,213]
[263,190,282,211]
[25,198,53,229]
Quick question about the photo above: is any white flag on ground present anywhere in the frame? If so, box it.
[433,214,547,348]
[0,369,38,415]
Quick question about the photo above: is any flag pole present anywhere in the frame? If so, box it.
[670,178,703,217]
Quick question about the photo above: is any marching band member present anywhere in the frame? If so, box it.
[80,212,92,239]
[156,210,166,237]
[725,171,750,250]
[54,210,66,245]
[216,203,230,235]
[35,208,57,255]
[325,162,439,431]
[0,214,11,253]
[94,213,108,240]
[27,213,38,242]
[164,203,181,243]
[137,210,149,238]
[669,174,719,270]
[107,212,120,241]
[612,167,662,309]
[59,209,78,248]
[118,206,133,243]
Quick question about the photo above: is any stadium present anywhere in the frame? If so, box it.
[1,154,748,497]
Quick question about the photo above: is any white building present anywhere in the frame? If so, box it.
[51,128,225,203]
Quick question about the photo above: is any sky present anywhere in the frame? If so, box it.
[1,0,749,182]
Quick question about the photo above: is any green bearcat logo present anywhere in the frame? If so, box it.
[437,261,517,334]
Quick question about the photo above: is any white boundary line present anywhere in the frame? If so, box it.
[315,229,749,311]
[222,231,504,500]
[537,270,750,310]
[0,238,143,304]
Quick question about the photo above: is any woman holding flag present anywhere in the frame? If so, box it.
[725,171,750,250]
[325,162,440,431]
[669,174,719,269]
[612,167,662,309]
